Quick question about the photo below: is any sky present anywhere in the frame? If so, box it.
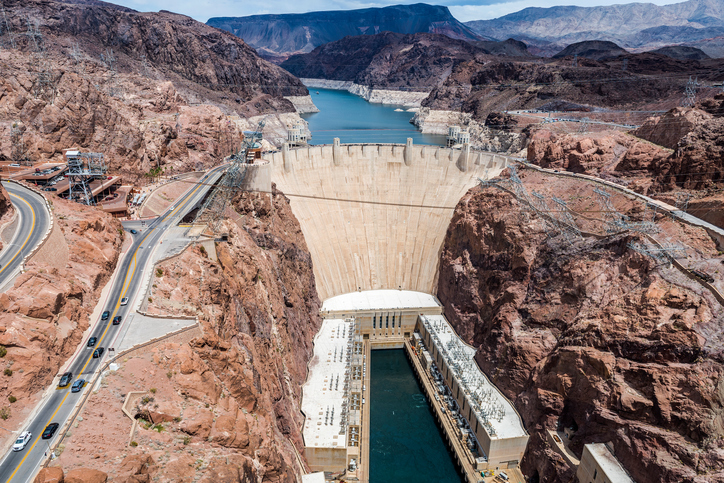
[108,0,682,22]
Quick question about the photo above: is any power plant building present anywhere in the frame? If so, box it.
[415,314,529,470]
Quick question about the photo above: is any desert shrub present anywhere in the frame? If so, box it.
[130,441,138,447]
[4,369,12,377]
[0,346,7,358]
[7,396,16,403]
[0,407,10,420]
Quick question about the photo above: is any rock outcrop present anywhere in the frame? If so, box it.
[0,196,122,442]
[437,170,724,482]
[51,186,321,481]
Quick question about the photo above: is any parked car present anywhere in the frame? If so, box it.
[112,315,122,325]
[58,371,73,387]
[8,163,20,167]
[71,379,85,393]
[101,311,110,320]
[42,423,59,439]
[120,297,129,306]
[12,431,31,451]
[87,337,97,347]
[93,347,104,358]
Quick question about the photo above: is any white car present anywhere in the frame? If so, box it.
[12,431,31,451]
[120,297,129,306]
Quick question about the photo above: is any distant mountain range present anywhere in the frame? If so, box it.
[206,3,485,60]
[465,0,724,57]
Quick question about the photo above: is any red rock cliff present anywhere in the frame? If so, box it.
[437,174,724,482]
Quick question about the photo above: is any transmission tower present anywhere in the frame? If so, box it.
[1,7,16,49]
[577,118,589,134]
[481,166,581,243]
[628,239,686,263]
[675,192,691,212]
[10,123,31,166]
[66,152,107,205]
[140,54,150,77]
[572,54,578,67]
[193,119,266,233]
[622,58,628,72]
[682,76,699,107]
[25,18,56,103]
[100,48,121,98]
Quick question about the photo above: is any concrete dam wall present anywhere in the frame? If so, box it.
[268,141,511,300]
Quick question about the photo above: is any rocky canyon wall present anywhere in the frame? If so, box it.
[437,170,724,482]
[47,186,322,482]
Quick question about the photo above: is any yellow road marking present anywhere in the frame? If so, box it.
[5,170,215,482]
[0,193,36,277]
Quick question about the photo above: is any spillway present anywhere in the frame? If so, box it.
[268,141,509,300]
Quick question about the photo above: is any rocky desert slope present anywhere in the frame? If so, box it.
[208,4,483,61]
[45,186,322,482]
[438,168,724,482]
[0,196,123,439]
[525,92,724,229]
[0,0,309,182]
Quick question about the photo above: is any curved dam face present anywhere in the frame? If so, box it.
[268,142,510,300]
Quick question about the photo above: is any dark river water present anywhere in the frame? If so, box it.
[301,88,447,145]
[369,349,463,483]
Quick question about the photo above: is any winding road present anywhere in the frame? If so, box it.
[0,182,51,292]
[0,164,225,483]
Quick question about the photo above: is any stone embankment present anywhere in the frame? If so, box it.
[301,78,430,107]
[284,95,320,113]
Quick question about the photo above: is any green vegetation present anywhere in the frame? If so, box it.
[0,407,10,420]
[130,441,138,447]
[4,369,12,377]
[156,268,163,277]
[0,346,7,358]
[150,387,157,394]
[183,436,191,445]
[7,396,16,403]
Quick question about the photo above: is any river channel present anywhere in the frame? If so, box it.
[302,88,447,145]
[370,349,463,483]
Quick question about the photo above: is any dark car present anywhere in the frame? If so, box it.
[93,347,104,358]
[112,315,122,325]
[87,337,97,347]
[101,311,110,321]
[58,372,73,388]
[42,423,59,439]
[71,379,85,393]
[129,229,138,235]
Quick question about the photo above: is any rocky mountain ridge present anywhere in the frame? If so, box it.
[0,0,309,181]
[465,0,724,57]
[207,3,484,60]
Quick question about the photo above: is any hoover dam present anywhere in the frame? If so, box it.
[269,140,509,300]
[268,141,528,482]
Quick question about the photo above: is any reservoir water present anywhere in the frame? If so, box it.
[302,88,447,146]
[370,349,463,483]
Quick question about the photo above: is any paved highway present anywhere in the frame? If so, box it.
[0,165,225,483]
[0,182,51,292]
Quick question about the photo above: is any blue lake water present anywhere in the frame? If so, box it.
[302,88,447,146]
[370,349,463,483]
